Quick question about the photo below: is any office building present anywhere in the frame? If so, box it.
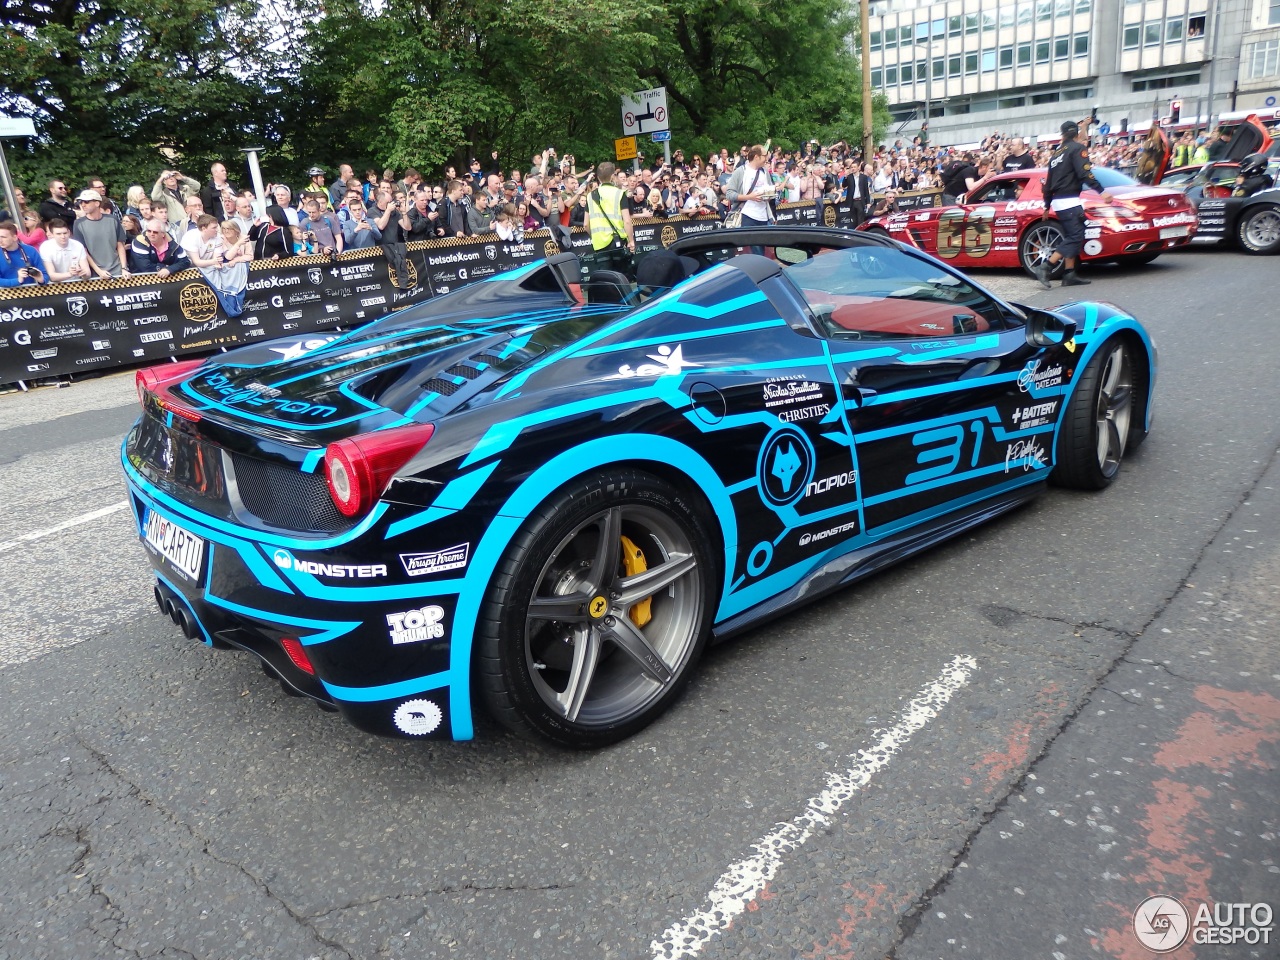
[866,0,1280,146]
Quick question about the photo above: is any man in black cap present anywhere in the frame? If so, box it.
[1036,118,1112,288]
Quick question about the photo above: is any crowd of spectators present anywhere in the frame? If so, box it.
[2,116,1274,292]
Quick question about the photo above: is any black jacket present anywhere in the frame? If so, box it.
[1043,140,1103,204]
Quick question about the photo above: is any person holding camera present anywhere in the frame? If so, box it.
[301,198,344,255]
[0,220,48,286]
[151,169,201,224]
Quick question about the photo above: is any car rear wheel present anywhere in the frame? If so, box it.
[478,470,714,748]
[1237,205,1280,255]
[1052,338,1134,490]
[1019,221,1066,280]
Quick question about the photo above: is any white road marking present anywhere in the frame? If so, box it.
[650,654,979,959]
[0,501,129,554]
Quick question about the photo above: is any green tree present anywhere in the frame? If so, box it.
[285,0,661,178]
[639,0,889,154]
[0,0,292,189]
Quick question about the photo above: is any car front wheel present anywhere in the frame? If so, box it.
[478,470,714,748]
[1052,338,1134,490]
[1237,205,1280,255]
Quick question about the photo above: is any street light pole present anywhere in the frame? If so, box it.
[861,0,874,160]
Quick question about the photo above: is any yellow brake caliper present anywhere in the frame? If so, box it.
[619,535,652,628]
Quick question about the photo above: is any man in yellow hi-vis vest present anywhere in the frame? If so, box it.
[583,162,635,274]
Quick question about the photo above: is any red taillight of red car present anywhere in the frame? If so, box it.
[136,358,206,404]
[324,422,436,518]
[279,637,315,675]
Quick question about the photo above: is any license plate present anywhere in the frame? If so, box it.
[144,510,206,581]
[1160,226,1189,238]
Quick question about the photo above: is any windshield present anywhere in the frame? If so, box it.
[783,246,1009,340]
[1092,167,1139,189]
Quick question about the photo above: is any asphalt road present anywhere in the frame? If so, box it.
[1,247,1276,960]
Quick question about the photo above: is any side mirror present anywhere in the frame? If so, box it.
[1021,306,1078,348]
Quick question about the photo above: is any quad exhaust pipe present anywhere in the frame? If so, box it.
[154,581,200,641]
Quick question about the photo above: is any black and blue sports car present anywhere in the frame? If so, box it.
[123,228,1156,747]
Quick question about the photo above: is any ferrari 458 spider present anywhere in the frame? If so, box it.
[123,229,1156,747]
[860,167,1197,280]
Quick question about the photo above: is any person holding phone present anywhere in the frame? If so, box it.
[0,221,48,286]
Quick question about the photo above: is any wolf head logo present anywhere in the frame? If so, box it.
[771,441,802,493]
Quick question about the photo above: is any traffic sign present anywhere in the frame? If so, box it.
[614,136,637,161]
[621,87,669,136]
[0,117,36,138]
[1098,122,1110,137]
[1267,96,1277,107]
[651,130,671,143]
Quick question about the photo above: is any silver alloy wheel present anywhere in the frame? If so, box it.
[1095,341,1133,478]
[523,504,702,726]
[1242,208,1280,250]
[1020,221,1066,277]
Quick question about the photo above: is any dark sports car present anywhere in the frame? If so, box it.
[123,229,1156,747]
[859,167,1196,280]
[1154,117,1279,254]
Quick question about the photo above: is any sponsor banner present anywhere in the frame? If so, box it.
[1,207,881,383]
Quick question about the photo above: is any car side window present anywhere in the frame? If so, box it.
[783,246,1008,340]
[969,179,1026,204]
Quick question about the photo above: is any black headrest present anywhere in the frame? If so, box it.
[636,250,700,289]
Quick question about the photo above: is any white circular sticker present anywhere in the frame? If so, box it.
[1083,239,1104,256]
[393,699,443,736]
[1132,895,1190,953]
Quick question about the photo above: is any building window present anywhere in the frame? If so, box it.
[965,51,979,74]
[948,54,962,77]
[871,68,883,87]
[1062,87,1092,100]
[949,14,962,36]
[1031,91,1062,104]
[916,58,928,79]
[901,62,914,82]
[1166,19,1183,43]
[916,21,929,42]
[1074,34,1089,57]
[1074,0,1091,13]
[932,17,945,37]
[933,57,946,79]
[1132,72,1201,91]
[1000,8,1016,28]
[982,50,996,71]
[999,45,1014,68]
[885,65,898,85]
[965,13,979,34]
[1018,2,1034,25]
[870,30,881,52]
[1188,15,1205,37]
[982,12,996,31]
[885,26,898,47]
[1036,38,1051,62]
[1017,42,1032,65]
[1123,25,1140,48]
[1271,0,1280,26]
[1249,39,1280,78]
[999,96,1027,108]
[1055,37,1070,59]
[1144,23,1161,46]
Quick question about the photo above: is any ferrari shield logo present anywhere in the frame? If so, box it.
[66,295,89,317]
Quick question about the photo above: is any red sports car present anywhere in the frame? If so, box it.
[860,167,1197,279]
